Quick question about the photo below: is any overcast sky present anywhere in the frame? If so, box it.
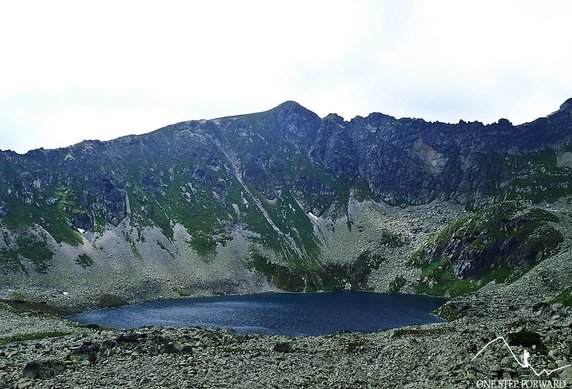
[1,0,571,153]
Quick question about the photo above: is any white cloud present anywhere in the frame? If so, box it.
[0,0,571,153]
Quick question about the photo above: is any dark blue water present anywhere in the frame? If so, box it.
[69,292,446,336]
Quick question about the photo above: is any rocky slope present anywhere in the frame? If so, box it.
[1,99,572,308]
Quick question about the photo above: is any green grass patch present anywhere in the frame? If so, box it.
[0,331,70,345]
[75,253,94,268]
[99,293,127,308]
[2,196,83,246]
[17,237,53,261]
[414,259,478,297]
[0,235,54,273]
[0,299,69,316]
[0,249,24,271]
[389,275,407,293]
[190,232,218,257]
[551,287,572,307]
[248,249,384,292]
[261,189,322,265]
[378,229,407,248]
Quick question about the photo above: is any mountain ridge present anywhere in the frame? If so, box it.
[6,97,572,156]
[1,99,572,310]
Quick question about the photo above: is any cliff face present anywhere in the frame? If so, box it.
[1,99,572,306]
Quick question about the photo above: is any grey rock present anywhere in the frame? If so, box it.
[0,197,8,217]
[161,342,181,354]
[273,342,293,353]
[67,342,99,364]
[22,360,65,380]
[70,212,93,231]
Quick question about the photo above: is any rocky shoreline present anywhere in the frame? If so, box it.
[1,273,571,388]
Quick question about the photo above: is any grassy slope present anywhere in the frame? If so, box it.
[410,202,563,297]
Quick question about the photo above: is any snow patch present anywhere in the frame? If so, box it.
[308,212,320,221]
[232,203,240,217]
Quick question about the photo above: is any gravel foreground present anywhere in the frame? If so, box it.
[1,288,571,389]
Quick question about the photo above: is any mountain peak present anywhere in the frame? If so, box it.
[274,100,305,110]
[560,97,572,111]
[270,101,318,117]
[267,101,320,126]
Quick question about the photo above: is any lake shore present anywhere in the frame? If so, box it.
[67,292,446,336]
[1,279,571,388]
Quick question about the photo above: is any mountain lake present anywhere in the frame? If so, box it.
[68,291,447,336]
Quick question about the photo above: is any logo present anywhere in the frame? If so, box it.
[472,336,571,388]
[473,336,571,377]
